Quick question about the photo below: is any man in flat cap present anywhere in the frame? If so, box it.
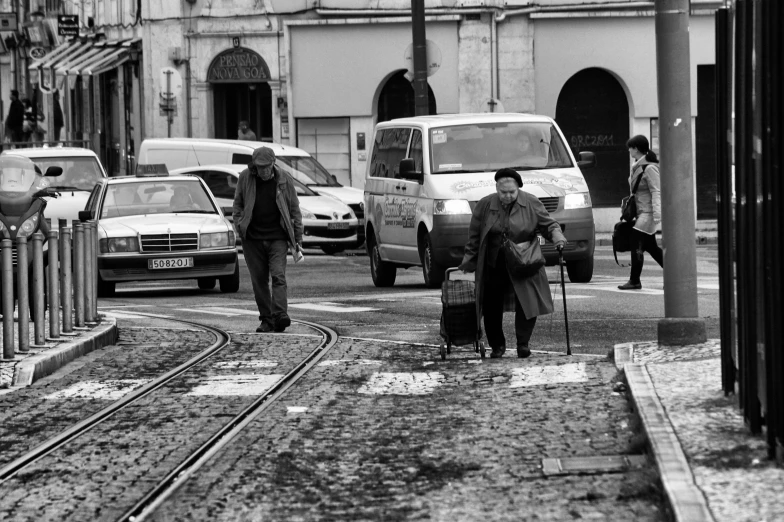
[233,146,303,333]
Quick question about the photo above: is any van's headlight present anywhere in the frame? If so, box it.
[434,199,471,215]
[564,193,592,209]
[200,232,231,249]
[100,237,139,253]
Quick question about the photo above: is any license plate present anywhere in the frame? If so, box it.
[149,257,194,270]
[328,222,349,230]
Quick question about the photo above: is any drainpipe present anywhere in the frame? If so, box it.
[185,36,192,138]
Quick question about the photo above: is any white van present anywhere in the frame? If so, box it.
[137,138,365,238]
[364,113,596,288]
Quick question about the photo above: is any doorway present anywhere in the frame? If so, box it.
[213,83,272,141]
[555,68,630,207]
[377,70,437,124]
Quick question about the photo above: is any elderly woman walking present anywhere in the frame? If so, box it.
[618,135,663,290]
[460,168,566,359]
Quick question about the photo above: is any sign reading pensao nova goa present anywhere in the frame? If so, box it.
[208,49,269,82]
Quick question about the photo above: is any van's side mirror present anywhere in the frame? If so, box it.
[577,151,596,169]
[78,210,94,222]
[399,158,423,184]
[45,166,63,177]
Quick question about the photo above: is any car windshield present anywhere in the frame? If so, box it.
[28,156,105,191]
[277,156,341,187]
[100,180,218,218]
[430,122,573,173]
[292,179,318,196]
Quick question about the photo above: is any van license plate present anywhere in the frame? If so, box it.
[328,222,349,230]
[149,257,193,270]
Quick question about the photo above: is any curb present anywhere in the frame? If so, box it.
[12,316,119,387]
[595,236,717,247]
[622,353,714,522]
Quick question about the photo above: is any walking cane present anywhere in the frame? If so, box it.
[558,248,571,356]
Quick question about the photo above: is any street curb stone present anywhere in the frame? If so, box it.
[624,360,714,522]
[595,235,717,247]
[12,316,118,387]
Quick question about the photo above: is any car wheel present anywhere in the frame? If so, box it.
[369,235,396,287]
[566,255,594,283]
[198,277,216,290]
[421,233,445,289]
[320,245,345,255]
[97,275,116,297]
[219,261,240,293]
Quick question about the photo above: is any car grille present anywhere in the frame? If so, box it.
[314,213,353,220]
[348,204,364,220]
[304,227,355,239]
[141,233,198,252]
[468,197,560,213]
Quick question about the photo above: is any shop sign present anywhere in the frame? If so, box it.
[29,47,46,60]
[0,13,17,31]
[57,15,79,37]
[207,47,270,84]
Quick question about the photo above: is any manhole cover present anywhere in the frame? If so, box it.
[541,455,648,476]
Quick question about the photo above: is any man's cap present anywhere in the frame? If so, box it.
[252,146,275,167]
[494,167,523,188]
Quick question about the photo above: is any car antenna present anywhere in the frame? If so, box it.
[191,143,201,166]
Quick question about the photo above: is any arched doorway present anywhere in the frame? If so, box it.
[555,68,630,207]
[208,48,272,141]
[377,70,437,124]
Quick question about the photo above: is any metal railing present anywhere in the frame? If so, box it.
[1,220,99,360]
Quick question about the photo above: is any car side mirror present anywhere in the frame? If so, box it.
[577,151,596,169]
[78,210,94,222]
[399,158,423,184]
[45,166,63,177]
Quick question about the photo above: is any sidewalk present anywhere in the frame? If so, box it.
[0,313,117,392]
[595,219,718,247]
[616,339,784,522]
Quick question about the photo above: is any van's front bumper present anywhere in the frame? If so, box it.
[429,208,595,267]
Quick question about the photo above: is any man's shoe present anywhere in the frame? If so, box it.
[517,347,531,358]
[489,346,506,359]
[273,315,291,333]
[256,322,273,333]
[618,281,642,290]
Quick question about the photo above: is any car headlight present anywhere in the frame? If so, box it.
[99,237,139,253]
[434,199,471,215]
[564,192,592,209]
[301,208,316,219]
[17,215,39,237]
[199,232,231,249]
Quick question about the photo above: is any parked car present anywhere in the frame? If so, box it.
[170,164,361,254]
[1,146,108,227]
[137,138,365,241]
[79,171,239,296]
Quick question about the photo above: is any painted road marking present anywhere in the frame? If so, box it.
[358,372,444,395]
[318,359,382,367]
[177,307,240,317]
[213,360,278,369]
[194,307,259,316]
[104,311,174,320]
[44,379,149,400]
[509,363,588,388]
[287,406,309,413]
[186,374,283,396]
[290,303,378,313]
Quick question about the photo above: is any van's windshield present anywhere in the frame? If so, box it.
[277,156,341,187]
[430,122,573,174]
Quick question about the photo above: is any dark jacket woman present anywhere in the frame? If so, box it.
[460,169,566,358]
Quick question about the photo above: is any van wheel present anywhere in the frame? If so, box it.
[421,234,445,289]
[198,277,216,290]
[369,236,396,287]
[219,262,240,293]
[97,275,116,297]
[566,256,594,283]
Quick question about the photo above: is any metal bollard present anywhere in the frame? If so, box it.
[84,222,96,323]
[32,232,45,346]
[61,228,74,334]
[47,229,61,340]
[73,223,85,328]
[58,219,67,320]
[2,239,14,360]
[90,222,98,320]
[16,236,29,353]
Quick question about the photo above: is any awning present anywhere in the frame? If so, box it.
[28,37,140,77]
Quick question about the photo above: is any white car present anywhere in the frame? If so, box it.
[80,172,239,296]
[1,147,108,227]
[170,164,361,254]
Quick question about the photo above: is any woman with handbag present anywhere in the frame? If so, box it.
[459,168,566,359]
[618,135,663,290]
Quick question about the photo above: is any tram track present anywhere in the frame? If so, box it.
[0,316,338,522]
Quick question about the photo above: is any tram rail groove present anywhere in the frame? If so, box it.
[0,319,231,485]
[118,319,338,522]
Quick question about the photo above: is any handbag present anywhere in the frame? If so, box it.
[620,165,646,222]
[612,221,634,266]
[503,234,546,278]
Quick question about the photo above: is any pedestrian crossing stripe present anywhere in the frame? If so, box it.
[358,372,444,395]
[186,374,283,396]
[509,363,588,388]
[44,379,149,400]
[290,303,378,313]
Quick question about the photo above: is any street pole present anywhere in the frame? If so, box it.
[411,0,429,116]
[654,0,707,345]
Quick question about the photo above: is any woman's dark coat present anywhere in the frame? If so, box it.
[459,190,567,323]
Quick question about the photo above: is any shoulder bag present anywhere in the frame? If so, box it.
[612,220,633,266]
[620,164,646,223]
[503,233,546,278]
